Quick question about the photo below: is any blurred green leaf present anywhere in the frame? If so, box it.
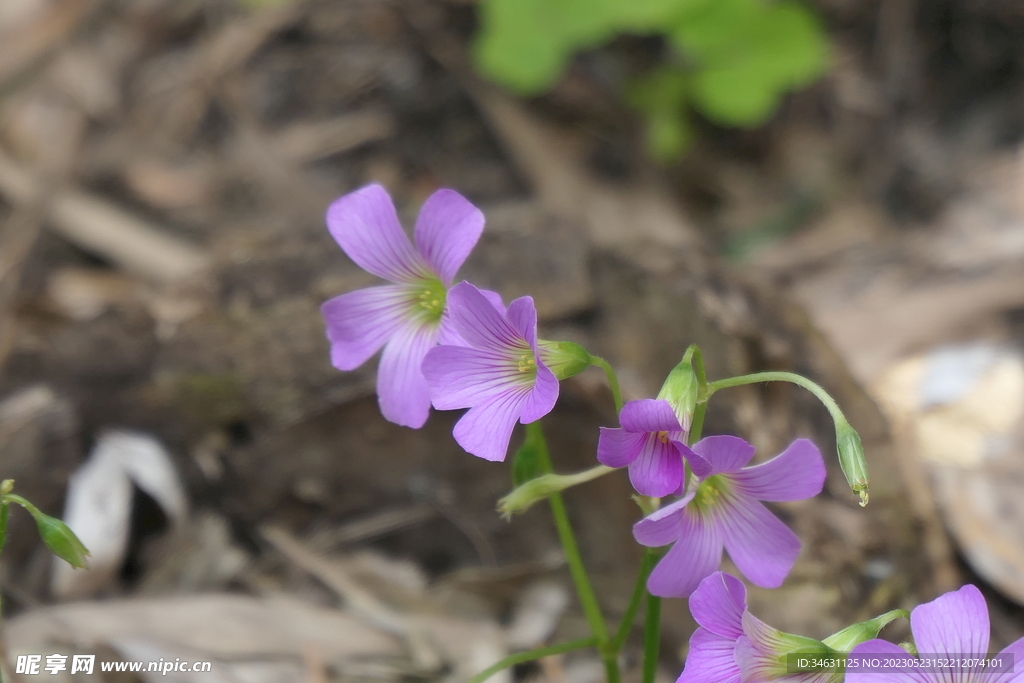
[511,422,548,487]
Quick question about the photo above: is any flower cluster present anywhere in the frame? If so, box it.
[319,184,974,683]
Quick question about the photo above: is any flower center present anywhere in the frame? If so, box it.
[657,431,669,443]
[690,474,730,514]
[412,278,447,322]
[517,353,536,374]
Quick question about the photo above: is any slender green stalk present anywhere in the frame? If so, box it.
[612,548,657,651]
[588,355,624,413]
[641,591,662,683]
[0,494,10,683]
[466,637,598,683]
[706,371,844,424]
[529,422,618,682]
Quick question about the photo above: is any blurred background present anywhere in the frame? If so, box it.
[1,0,1023,680]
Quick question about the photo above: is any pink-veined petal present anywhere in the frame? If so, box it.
[321,285,410,371]
[718,494,801,589]
[519,362,558,423]
[674,439,713,478]
[628,433,684,498]
[597,428,646,468]
[732,438,826,502]
[505,296,539,349]
[633,493,693,547]
[910,585,990,666]
[452,389,530,462]
[376,321,439,428]
[692,435,756,475]
[422,346,522,410]
[690,571,746,639]
[646,511,723,598]
[619,399,683,434]
[436,287,505,347]
[677,627,741,683]
[846,640,929,683]
[326,185,429,283]
[413,189,484,285]
[447,282,525,350]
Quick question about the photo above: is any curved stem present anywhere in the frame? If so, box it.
[467,637,598,683]
[588,355,623,413]
[612,548,657,651]
[706,371,845,425]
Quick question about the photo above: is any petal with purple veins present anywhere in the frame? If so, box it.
[690,571,747,639]
[846,640,928,683]
[519,362,558,423]
[628,433,684,498]
[597,428,646,468]
[413,189,484,285]
[732,438,826,502]
[718,494,801,589]
[452,389,530,462]
[321,285,410,371]
[646,512,723,598]
[326,185,429,283]
[676,628,741,683]
[376,321,439,429]
[422,346,521,410]
[692,435,756,475]
[619,399,683,434]
[633,493,693,547]
[910,584,990,665]
[447,282,524,350]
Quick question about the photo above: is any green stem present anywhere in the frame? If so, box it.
[706,371,845,425]
[589,355,624,413]
[529,422,617,683]
[0,498,8,683]
[612,548,657,651]
[641,591,662,683]
[467,637,598,683]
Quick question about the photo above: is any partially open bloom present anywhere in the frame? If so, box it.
[320,184,485,428]
[597,399,694,497]
[847,584,1024,683]
[422,282,558,462]
[680,571,838,683]
[633,436,825,597]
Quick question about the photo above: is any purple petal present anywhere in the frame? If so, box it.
[690,571,746,638]
[692,435,756,475]
[452,390,529,461]
[422,346,521,410]
[376,322,438,428]
[633,493,693,547]
[597,428,646,468]
[993,637,1024,683]
[326,185,429,283]
[718,494,800,589]
[519,362,558,423]
[321,285,409,370]
[619,399,683,434]
[646,511,723,598]
[436,287,504,347]
[447,282,525,350]
[674,439,713,478]
[413,189,484,285]
[505,296,540,349]
[628,433,684,497]
[732,438,826,502]
[846,640,929,683]
[910,584,989,662]
[677,627,741,683]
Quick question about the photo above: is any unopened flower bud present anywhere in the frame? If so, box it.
[538,340,591,381]
[499,465,614,518]
[836,423,869,506]
[0,479,13,495]
[822,609,909,652]
[656,356,699,431]
[35,513,90,568]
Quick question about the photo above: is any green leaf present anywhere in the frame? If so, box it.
[511,422,549,487]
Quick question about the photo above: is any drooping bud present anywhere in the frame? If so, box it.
[538,340,591,381]
[822,609,909,652]
[656,355,699,431]
[0,479,13,495]
[6,494,90,568]
[836,422,869,506]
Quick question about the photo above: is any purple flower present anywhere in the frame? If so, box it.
[848,585,1024,683]
[320,184,486,428]
[597,399,697,497]
[633,436,825,598]
[422,282,558,462]
[679,571,837,683]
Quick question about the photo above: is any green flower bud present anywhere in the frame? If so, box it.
[538,340,591,381]
[822,609,909,652]
[656,356,699,431]
[34,513,90,568]
[0,479,13,495]
[836,422,869,506]
[498,466,614,518]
